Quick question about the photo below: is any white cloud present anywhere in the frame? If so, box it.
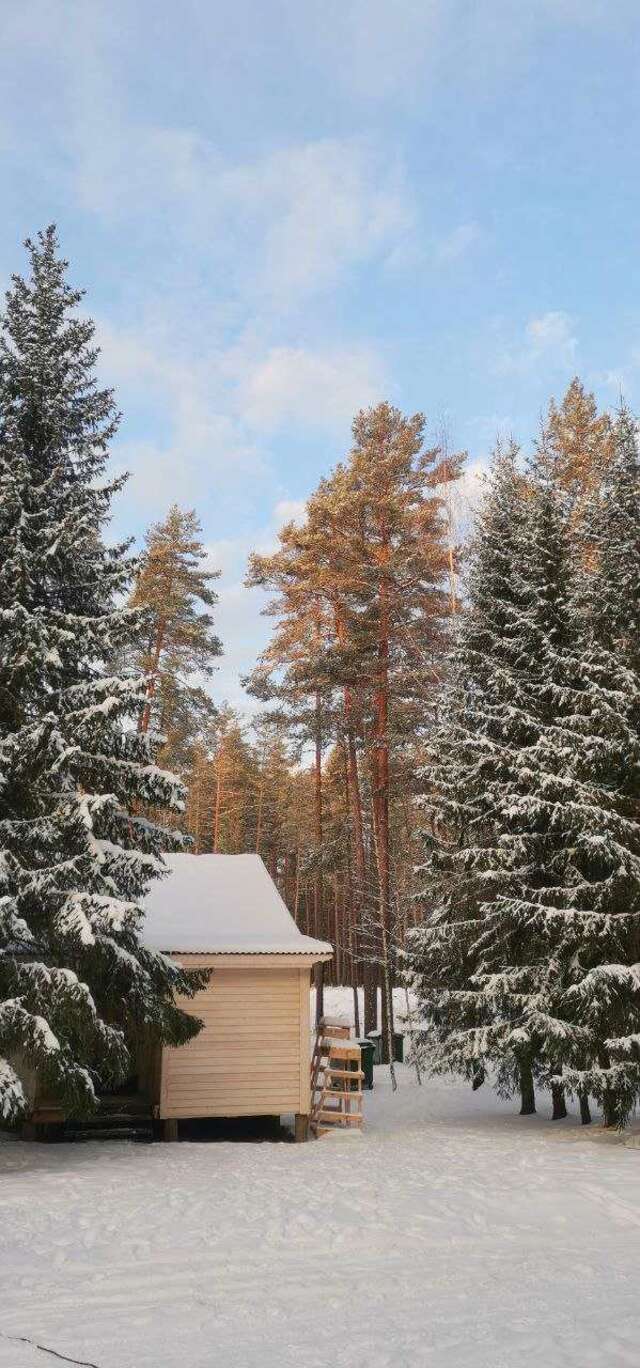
[98,310,389,525]
[97,318,263,517]
[596,347,640,407]
[204,495,314,712]
[436,222,481,264]
[226,139,414,302]
[496,311,577,376]
[72,129,414,309]
[212,579,271,713]
[451,458,488,525]
[435,458,488,542]
[273,499,307,526]
[237,343,387,432]
[526,311,577,364]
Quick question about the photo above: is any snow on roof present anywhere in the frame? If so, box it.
[141,853,333,957]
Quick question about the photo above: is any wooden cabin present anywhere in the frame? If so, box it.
[140,853,332,1140]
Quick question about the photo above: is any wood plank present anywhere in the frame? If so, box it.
[166,1077,300,1090]
[165,1050,300,1064]
[165,1089,302,1101]
[165,1096,301,1110]
[166,1055,300,1068]
[166,1066,300,1081]
[172,1030,299,1042]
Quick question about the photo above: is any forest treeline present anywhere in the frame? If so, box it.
[2,228,639,1126]
[134,366,640,1120]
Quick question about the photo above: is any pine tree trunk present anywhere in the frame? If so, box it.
[579,1090,592,1126]
[293,851,300,924]
[599,1049,618,1127]
[551,1081,567,1120]
[405,985,422,1086]
[342,796,361,1037]
[315,961,324,1027]
[313,667,324,1037]
[518,1057,536,1115]
[139,617,168,734]
[602,1094,618,1128]
[335,594,367,1003]
[255,771,264,854]
[193,769,202,855]
[373,534,394,1067]
[333,881,341,984]
[353,984,361,1038]
[213,745,225,852]
[381,923,397,1091]
[344,693,367,905]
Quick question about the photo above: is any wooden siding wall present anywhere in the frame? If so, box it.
[159,961,312,1120]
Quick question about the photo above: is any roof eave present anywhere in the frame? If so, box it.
[164,947,334,967]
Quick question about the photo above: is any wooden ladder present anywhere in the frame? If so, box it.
[310,1018,364,1137]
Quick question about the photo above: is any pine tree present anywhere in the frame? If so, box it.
[132,504,221,769]
[545,377,613,523]
[246,518,336,1016]
[0,228,206,1126]
[330,405,459,1038]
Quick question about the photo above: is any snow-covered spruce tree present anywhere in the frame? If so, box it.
[544,404,640,1126]
[406,441,545,1113]
[409,432,640,1127]
[584,405,640,674]
[490,454,640,1128]
[0,228,207,1127]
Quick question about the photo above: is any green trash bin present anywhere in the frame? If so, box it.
[358,1038,375,1090]
[366,1031,404,1065]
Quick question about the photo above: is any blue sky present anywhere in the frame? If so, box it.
[2,0,640,707]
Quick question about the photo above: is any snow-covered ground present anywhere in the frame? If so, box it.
[2,1059,640,1368]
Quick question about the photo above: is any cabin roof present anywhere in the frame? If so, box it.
[141,852,333,957]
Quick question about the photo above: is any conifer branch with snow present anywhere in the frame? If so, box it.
[0,228,207,1125]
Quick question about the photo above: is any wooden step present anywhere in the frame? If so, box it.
[64,1126,154,1143]
[321,1068,364,1080]
[315,1088,362,1099]
[313,1116,363,1127]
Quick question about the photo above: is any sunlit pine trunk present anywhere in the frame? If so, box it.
[213,741,226,852]
[313,686,324,1025]
[193,764,202,855]
[255,767,265,855]
[333,879,341,985]
[373,517,395,1078]
[139,618,167,734]
[334,604,371,1032]
[339,740,361,1036]
[293,850,300,925]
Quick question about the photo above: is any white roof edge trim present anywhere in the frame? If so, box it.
[163,943,333,956]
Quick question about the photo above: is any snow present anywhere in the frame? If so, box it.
[142,852,332,955]
[2,1050,640,1365]
[0,1059,26,1122]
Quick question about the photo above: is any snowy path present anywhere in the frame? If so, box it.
[1,1069,639,1368]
